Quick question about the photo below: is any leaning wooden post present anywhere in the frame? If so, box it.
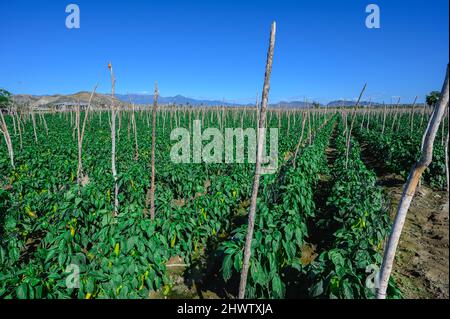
[31,110,38,143]
[345,84,366,169]
[238,21,276,299]
[77,85,97,186]
[409,96,418,136]
[292,113,307,168]
[108,62,119,216]
[377,65,449,299]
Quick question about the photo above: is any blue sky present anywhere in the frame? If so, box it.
[0,0,448,104]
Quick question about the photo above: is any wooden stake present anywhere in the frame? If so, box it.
[345,84,367,169]
[292,113,307,168]
[16,112,23,150]
[108,62,119,216]
[77,85,97,186]
[31,111,38,143]
[410,96,418,136]
[239,21,276,299]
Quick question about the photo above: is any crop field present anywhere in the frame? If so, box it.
[0,104,448,299]
[1,0,449,306]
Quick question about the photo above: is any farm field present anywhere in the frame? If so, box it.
[0,105,448,299]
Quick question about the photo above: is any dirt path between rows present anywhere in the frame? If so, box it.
[359,143,449,299]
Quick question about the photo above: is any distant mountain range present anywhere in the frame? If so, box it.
[116,94,238,106]
[115,95,397,108]
[13,92,123,108]
[12,92,398,108]
[116,95,391,107]
[118,95,321,108]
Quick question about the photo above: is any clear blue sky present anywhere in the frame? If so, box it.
[0,0,448,104]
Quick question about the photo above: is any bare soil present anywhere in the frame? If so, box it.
[385,177,448,299]
[360,144,449,299]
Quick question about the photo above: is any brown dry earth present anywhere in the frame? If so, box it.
[360,144,449,299]
[386,177,449,299]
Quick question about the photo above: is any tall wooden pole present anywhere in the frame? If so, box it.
[238,21,276,299]
[108,62,119,216]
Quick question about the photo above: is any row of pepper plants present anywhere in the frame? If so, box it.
[305,119,401,299]
[353,113,447,189]
[0,108,317,298]
[219,114,336,298]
